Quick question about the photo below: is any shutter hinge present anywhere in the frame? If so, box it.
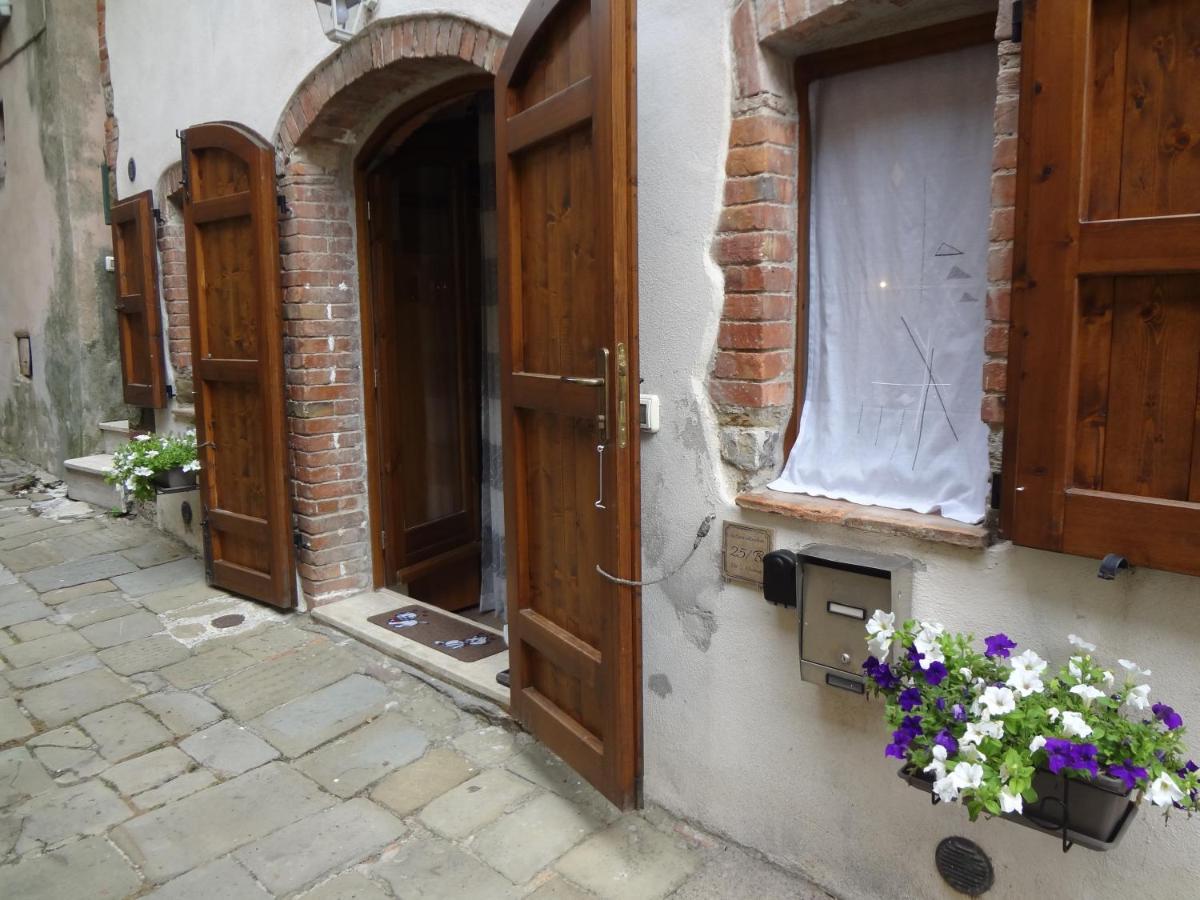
[177,129,191,202]
[277,194,290,218]
[1011,1,1023,44]
[293,529,304,550]
[379,530,386,549]
[373,367,380,393]
[366,200,372,222]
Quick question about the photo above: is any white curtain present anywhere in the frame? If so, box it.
[770,44,997,524]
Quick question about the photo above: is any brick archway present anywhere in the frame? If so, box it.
[272,15,508,605]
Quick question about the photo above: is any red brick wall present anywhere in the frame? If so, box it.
[96,1,118,197]
[275,15,506,605]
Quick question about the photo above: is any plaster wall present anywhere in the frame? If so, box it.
[101,1,1200,897]
[0,0,120,472]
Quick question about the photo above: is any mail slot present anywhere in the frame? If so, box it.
[796,545,912,692]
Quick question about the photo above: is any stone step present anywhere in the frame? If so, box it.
[63,454,122,510]
[173,405,196,423]
[98,420,135,453]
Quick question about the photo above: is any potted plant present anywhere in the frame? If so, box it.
[862,613,1198,850]
[106,430,201,503]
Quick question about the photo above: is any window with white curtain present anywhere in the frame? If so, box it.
[770,43,997,524]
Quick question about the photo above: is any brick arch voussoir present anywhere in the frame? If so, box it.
[276,14,508,161]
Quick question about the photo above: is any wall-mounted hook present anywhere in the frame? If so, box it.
[1098,554,1130,580]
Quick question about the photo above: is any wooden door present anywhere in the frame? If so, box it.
[1003,0,1200,574]
[366,114,483,611]
[181,123,295,608]
[496,0,641,808]
[110,191,167,408]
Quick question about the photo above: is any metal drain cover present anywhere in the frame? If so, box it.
[211,614,246,630]
[935,836,993,896]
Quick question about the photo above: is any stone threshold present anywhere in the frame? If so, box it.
[736,488,992,549]
[312,589,510,708]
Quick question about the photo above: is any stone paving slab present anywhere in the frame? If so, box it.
[369,747,477,817]
[97,634,190,675]
[4,651,103,689]
[23,553,138,593]
[0,597,53,629]
[0,834,143,899]
[39,579,119,606]
[234,798,406,895]
[80,610,164,649]
[555,818,700,900]
[180,719,280,776]
[20,668,143,728]
[374,833,520,900]
[139,690,223,736]
[474,790,610,884]
[11,779,131,853]
[204,640,360,721]
[132,769,218,812]
[52,591,131,627]
[101,746,194,796]
[0,696,35,742]
[140,581,229,614]
[144,856,270,900]
[111,557,205,597]
[295,712,428,798]
[9,619,68,642]
[247,673,389,758]
[0,747,54,806]
[1,630,91,668]
[79,702,173,762]
[419,767,540,840]
[121,540,190,569]
[161,645,257,690]
[302,871,393,900]
[112,761,336,883]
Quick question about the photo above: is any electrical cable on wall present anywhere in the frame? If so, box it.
[596,514,716,587]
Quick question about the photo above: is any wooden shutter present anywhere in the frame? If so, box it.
[496,0,641,808]
[110,191,167,408]
[181,123,296,608]
[1003,0,1200,575]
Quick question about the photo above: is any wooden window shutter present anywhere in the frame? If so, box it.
[1003,0,1200,575]
[110,190,168,408]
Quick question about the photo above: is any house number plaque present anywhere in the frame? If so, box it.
[722,522,773,586]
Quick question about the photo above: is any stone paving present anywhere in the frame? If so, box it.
[0,461,833,899]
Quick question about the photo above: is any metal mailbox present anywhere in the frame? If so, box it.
[796,545,912,693]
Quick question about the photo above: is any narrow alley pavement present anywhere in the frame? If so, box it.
[0,459,832,899]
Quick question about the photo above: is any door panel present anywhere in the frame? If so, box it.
[497,0,640,808]
[182,123,295,608]
[110,191,167,408]
[1004,0,1200,574]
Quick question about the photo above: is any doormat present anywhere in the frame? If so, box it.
[367,605,505,662]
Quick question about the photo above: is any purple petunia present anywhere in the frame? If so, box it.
[934,729,959,756]
[952,703,967,722]
[884,715,924,760]
[924,661,948,686]
[862,656,899,690]
[1108,760,1148,792]
[1044,739,1099,778]
[1153,702,1184,730]
[898,687,923,712]
[984,633,1017,658]
[906,645,924,667]
[936,697,946,712]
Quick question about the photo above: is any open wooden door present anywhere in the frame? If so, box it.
[181,123,295,608]
[496,0,641,808]
[110,191,167,408]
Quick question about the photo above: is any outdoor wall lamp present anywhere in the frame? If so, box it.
[314,0,377,43]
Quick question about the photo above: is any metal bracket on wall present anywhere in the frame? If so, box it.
[1011,1,1023,43]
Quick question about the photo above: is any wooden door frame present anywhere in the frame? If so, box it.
[354,74,495,588]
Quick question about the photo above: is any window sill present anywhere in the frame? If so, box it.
[735,489,993,550]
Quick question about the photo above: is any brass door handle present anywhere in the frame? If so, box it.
[561,375,604,387]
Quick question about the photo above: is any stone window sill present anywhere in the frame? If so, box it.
[735,489,993,550]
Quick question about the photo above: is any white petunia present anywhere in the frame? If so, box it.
[958,667,973,679]
[145,450,159,458]
[1068,657,1083,679]
[1029,735,1047,754]
[1047,707,1061,722]
[182,460,201,473]
[924,744,949,780]
[963,720,1004,745]
[981,686,1017,717]
[866,610,895,660]
[933,775,960,803]
[134,434,152,442]
[1007,666,1044,698]
[958,743,987,763]
[950,763,985,791]
[1101,670,1115,690]
[1146,773,1185,808]
[134,466,153,477]
[1068,634,1097,652]
[999,788,1024,814]
[1011,649,1048,675]
[1070,684,1106,706]
[1118,659,1151,679]
[1124,683,1151,711]
[1060,711,1093,739]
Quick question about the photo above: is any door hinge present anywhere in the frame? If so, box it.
[616,343,629,449]
[177,129,191,202]
[1011,1,1023,44]
[200,519,213,583]
[379,529,386,549]
[366,200,372,222]
[293,529,304,550]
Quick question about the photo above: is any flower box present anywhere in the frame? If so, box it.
[900,765,1140,851]
[152,466,198,491]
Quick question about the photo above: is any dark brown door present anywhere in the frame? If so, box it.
[1003,0,1200,575]
[181,123,295,608]
[110,190,167,408]
[496,0,641,808]
[366,113,483,611]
